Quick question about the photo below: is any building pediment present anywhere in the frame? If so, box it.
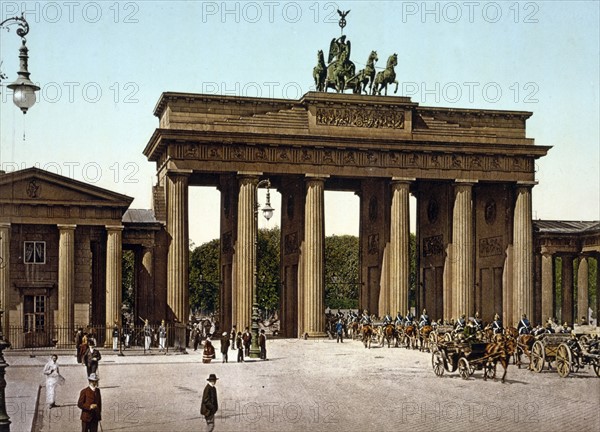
[0,168,133,225]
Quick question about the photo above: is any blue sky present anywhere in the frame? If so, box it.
[1,1,598,245]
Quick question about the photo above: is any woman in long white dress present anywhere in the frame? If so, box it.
[43,354,65,409]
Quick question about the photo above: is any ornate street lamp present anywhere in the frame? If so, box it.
[250,179,274,359]
[1,13,40,114]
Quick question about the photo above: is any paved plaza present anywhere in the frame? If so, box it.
[6,337,600,432]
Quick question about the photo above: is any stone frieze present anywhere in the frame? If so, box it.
[315,107,404,129]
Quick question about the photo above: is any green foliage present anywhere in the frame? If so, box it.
[325,235,359,309]
[189,239,220,315]
[257,227,281,316]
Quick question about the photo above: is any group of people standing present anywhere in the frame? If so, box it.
[202,325,268,363]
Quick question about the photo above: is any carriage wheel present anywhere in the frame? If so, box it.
[458,357,471,380]
[432,351,445,377]
[592,362,600,377]
[531,341,545,373]
[556,343,572,378]
[444,332,453,342]
[485,361,497,379]
[579,335,590,345]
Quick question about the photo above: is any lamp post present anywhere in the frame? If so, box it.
[250,179,274,359]
[0,310,11,432]
[1,13,40,114]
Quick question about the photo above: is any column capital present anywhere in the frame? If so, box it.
[57,224,77,231]
[516,181,538,188]
[166,169,193,178]
[454,179,478,185]
[105,225,124,232]
[0,222,11,229]
[391,177,415,184]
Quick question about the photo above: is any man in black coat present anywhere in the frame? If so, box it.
[201,374,219,432]
[78,373,102,432]
[220,332,230,363]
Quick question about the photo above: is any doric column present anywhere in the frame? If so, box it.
[577,256,589,323]
[234,173,259,331]
[512,182,535,323]
[105,225,123,346]
[451,180,476,319]
[561,254,574,325]
[389,178,413,317]
[166,170,191,322]
[57,224,76,346]
[303,175,327,337]
[541,251,554,323]
[0,223,10,334]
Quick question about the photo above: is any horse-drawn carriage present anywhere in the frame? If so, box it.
[432,338,513,382]
[429,324,455,350]
[554,334,600,378]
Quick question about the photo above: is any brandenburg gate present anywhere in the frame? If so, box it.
[143,91,550,337]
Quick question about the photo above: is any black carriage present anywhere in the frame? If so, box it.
[432,340,497,380]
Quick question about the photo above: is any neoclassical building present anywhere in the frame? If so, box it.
[0,168,166,347]
[143,91,551,337]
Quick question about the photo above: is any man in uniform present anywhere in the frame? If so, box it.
[78,373,102,432]
[360,310,371,325]
[455,314,467,333]
[471,312,483,332]
[517,314,532,335]
[158,320,167,352]
[419,309,430,327]
[336,319,344,343]
[395,312,404,326]
[492,313,503,335]
[404,309,414,325]
[383,312,392,325]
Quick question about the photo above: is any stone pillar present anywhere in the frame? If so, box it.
[166,170,191,322]
[0,224,10,335]
[443,245,452,321]
[561,255,574,325]
[451,180,475,319]
[105,225,123,346]
[577,256,589,323]
[541,252,554,323]
[234,173,259,331]
[303,175,327,337]
[389,178,412,317]
[57,224,76,346]
[512,183,535,323]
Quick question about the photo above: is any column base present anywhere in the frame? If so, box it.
[304,331,327,338]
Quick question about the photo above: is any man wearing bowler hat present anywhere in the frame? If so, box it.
[78,373,102,432]
[201,374,219,431]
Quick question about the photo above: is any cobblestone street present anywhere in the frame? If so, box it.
[6,337,600,432]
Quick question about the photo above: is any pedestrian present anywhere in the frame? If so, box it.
[78,373,102,432]
[159,319,167,352]
[192,324,200,351]
[236,332,244,362]
[143,319,152,352]
[112,323,119,351]
[83,341,102,378]
[203,338,215,363]
[200,373,219,432]
[230,325,237,351]
[43,354,64,409]
[220,332,230,363]
[79,331,89,362]
[259,329,267,360]
[75,328,84,363]
[242,327,252,357]
[336,318,344,343]
[124,322,133,348]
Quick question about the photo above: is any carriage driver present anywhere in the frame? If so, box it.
[492,313,503,334]
[517,314,532,335]
[419,309,430,327]
[455,314,467,332]
[404,309,415,325]
[471,311,483,332]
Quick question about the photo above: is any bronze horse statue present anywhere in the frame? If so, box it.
[313,50,327,92]
[372,53,399,96]
[346,50,378,95]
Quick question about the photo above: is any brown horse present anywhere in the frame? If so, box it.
[515,334,536,369]
[419,325,434,352]
[362,324,373,349]
[483,338,517,382]
[383,324,397,348]
[403,325,418,349]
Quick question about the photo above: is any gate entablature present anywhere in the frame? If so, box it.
[144,92,549,184]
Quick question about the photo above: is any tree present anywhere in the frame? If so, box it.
[122,250,135,323]
[189,239,220,316]
[257,227,281,317]
[324,235,359,309]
